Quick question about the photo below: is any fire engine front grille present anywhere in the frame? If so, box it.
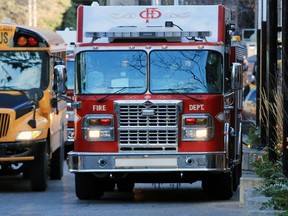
[115,100,182,152]
[0,113,10,138]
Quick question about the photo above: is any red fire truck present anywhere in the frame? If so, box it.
[68,3,244,200]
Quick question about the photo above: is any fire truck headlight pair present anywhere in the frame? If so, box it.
[82,114,115,142]
[181,114,214,141]
[185,128,208,139]
[16,130,43,141]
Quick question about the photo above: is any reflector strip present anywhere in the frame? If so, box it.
[115,158,177,168]
[0,156,34,162]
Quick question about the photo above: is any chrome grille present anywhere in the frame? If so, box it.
[115,100,182,152]
[0,113,10,138]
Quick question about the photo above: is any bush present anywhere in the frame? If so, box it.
[250,87,288,214]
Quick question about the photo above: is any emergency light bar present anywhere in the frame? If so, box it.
[86,30,211,40]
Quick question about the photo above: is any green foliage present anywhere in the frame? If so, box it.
[246,124,261,149]
[0,0,71,30]
[251,87,288,214]
[253,156,288,212]
[57,1,78,30]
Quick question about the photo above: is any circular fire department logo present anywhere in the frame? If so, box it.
[140,8,162,23]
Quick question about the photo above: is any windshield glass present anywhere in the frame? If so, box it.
[66,60,74,90]
[0,51,48,90]
[78,51,147,94]
[150,50,223,93]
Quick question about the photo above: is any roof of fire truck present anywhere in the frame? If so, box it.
[77,3,231,44]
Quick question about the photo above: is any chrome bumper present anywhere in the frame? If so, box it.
[68,152,227,173]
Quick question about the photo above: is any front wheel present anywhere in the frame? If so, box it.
[117,181,134,192]
[75,173,104,200]
[30,142,48,191]
[202,172,233,200]
[50,129,65,180]
[50,146,64,180]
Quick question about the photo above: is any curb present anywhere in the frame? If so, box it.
[243,188,286,216]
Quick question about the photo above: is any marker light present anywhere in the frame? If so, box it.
[185,118,196,125]
[185,117,207,126]
[28,37,38,46]
[100,118,111,126]
[17,36,28,46]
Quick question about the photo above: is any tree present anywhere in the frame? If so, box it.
[0,0,71,30]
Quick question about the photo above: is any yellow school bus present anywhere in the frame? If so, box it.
[0,24,67,191]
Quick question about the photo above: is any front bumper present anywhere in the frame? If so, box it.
[0,140,46,162]
[68,152,227,173]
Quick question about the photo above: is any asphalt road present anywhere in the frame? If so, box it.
[0,164,246,216]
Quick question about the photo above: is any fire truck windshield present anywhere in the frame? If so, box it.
[79,50,147,94]
[0,51,48,91]
[77,50,222,94]
[150,50,222,94]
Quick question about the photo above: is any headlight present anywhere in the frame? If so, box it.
[182,114,214,141]
[82,114,114,142]
[16,130,43,141]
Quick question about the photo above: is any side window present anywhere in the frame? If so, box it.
[224,53,231,92]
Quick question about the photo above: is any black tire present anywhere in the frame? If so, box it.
[104,180,115,192]
[232,165,240,191]
[202,172,233,200]
[117,181,135,192]
[75,173,104,200]
[30,142,48,191]
[50,129,65,180]
[50,146,64,180]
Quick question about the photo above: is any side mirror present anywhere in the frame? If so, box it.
[231,63,242,90]
[53,62,67,94]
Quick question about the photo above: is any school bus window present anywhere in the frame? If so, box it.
[0,51,49,90]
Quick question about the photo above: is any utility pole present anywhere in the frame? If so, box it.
[33,0,37,27]
[259,0,268,148]
[28,0,32,26]
[267,0,278,162]
[282,0,288,177]
[28,0,37,27]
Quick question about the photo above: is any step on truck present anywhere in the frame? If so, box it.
[68,3,244,200]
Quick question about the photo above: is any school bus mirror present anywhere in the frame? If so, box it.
[53,64,67,94]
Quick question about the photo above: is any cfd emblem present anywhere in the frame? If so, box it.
[140,8,162,23]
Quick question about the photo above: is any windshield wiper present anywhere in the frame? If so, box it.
[97,86,143,102]
[152,88,201,102]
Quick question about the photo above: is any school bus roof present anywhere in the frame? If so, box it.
[16,24,65,45]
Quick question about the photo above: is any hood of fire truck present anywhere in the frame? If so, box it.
[0,93,34,119]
